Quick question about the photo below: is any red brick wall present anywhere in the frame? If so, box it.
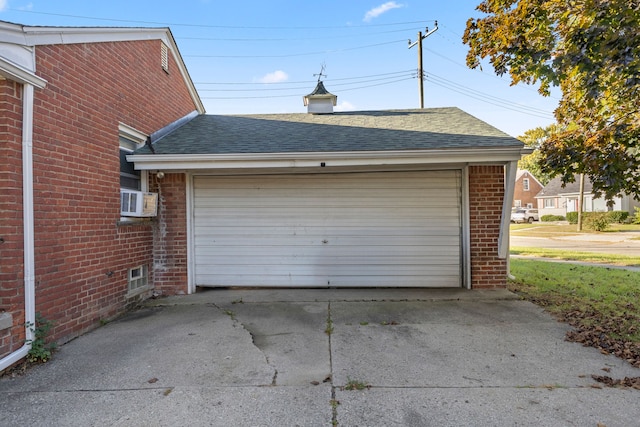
[151,173,188,295]
[23,39,198,344]
[469,165,508,289]
[0,80,27,356]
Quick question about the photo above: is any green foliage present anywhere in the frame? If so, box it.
[633,207,640,225]
[25,313,56,364]
[540,214,565,222]
[606,211,629,224]
[344,378,370,391]
[566,212,579,224]
[517,125,563,185]
[464,0,640,201]
[584,212,611,232]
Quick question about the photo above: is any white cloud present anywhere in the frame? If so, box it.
[0,0,8,12]
[255,70,289,84]
[363,1,403,22]
[335,100,356,112]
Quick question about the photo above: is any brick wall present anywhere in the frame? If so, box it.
[469,165,508,289]
[22,39,198,344]
[0,80,27,357]
[151,173,188,295]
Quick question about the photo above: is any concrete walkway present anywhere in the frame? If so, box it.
[1,289,639,426]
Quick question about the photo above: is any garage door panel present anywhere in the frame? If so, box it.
[195,216,460,228]
[193,170,462,288]
[194,225,460,237]
[196,274,460,288]
[195,245,461,258]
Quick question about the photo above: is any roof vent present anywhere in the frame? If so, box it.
[303,81,337,114]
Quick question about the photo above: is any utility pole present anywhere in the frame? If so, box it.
[577,173,585,231]
[408,21,438,108]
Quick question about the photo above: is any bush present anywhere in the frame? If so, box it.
[566,211,579,224]
[541,214,565,222]
[584,212,611,232]
[607,211,629,224]
[634,207,640,225]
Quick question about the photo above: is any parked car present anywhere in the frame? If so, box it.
[511,208,539,223]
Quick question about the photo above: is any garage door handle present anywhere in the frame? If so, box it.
[322,239,328,244]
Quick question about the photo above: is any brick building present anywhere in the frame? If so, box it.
[0,21,203,370]
[512,169,544,208]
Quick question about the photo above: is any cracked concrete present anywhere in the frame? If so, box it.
[1,288,639,426]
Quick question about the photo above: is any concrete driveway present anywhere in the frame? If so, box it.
[1,289,639,426]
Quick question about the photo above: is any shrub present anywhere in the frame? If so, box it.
[633,207,640,225]
[584,212,611,232]
[566,211,579,224]
[25,313,56,363]
[606,210,629,224]
[541,214,565,222]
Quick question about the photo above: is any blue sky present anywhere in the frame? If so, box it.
[0,0,559,137]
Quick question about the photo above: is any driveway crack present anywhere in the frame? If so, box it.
[209,303,278,386]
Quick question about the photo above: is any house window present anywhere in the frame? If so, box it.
[120,137,141,190]
[119,124,149,217]
[514,200,522,207]
[544,198,555,208]
[522,178,530,191]
[128,265,149,293]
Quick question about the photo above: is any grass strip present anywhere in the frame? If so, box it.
[509,258,640,366]
[510,246,640,267]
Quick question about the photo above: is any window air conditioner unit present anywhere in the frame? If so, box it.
[120,190,158,217]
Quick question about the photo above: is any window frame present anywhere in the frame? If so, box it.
[127,264,150,295]
[119,123,148,192]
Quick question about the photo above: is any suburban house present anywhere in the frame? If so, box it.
[0,21,204,370]
[535,176,640,217]
[1,20,527,370]
[513,169,544,208]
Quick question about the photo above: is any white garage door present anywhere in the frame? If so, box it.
[193,170,462,288]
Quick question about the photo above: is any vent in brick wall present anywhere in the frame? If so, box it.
[161,42,169,72]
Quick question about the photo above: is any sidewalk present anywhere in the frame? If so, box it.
[1,288,638,426]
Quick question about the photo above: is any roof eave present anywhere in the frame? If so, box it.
[129,147,525,171]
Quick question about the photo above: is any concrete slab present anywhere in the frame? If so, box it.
[335,387,640,427]
[1,289,638,427]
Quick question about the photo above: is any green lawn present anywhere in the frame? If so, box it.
[509,258,640,368]
[511,222,640,239]
[511,247,640,266]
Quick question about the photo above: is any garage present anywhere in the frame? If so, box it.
[193,169,462,288]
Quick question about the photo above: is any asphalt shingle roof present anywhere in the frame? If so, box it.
[138,107,522,155]
[536,176,594,198]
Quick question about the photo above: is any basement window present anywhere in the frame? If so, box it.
[128,265,149,294]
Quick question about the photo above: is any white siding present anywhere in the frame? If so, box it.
[193,170,462,288]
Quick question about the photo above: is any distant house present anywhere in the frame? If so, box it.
[513,170,544,208]
[535,176,640,216]
[0,20,204,371]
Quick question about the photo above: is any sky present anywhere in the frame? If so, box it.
[0,0,559,138]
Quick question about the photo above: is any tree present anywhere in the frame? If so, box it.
[463,0,640,202]
[517,125,562,185]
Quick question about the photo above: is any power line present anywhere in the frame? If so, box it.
[179,27,428,43]
[194,70,414,86]
[199,77,413,99]
[185,39,405,59]
[426,73,555,119]
[8,8,434,30]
